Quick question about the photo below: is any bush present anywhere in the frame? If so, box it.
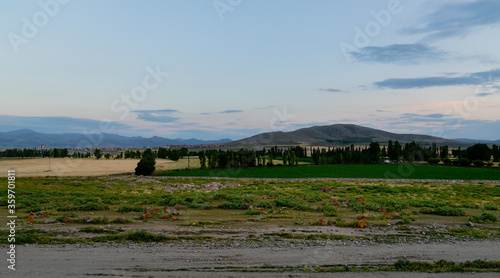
[472,160,485,167]
[81,202,109,211]
[245,209,262,215]
[117,205,144,213]
[257,200,273,208]
[443,158,452,165]
[469,212,497,223]
[273,196,312,211]
[427,158,440,165]
[459,158,470,166]
[322,204,337,216]
[91,216,110,224]
[483,203,498,211]
[420,206,465,216]
[111,217,134,224]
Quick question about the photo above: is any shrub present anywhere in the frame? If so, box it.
[427,158,440,165]
[117,205,144,213]
[459,158,470,166]
[322,204,337,216]
[273,196,312,211]
[472,160,485,167]
[219,200,250,209]
[91,216,110,224]
[257,200,274,208]
[111,217,133,224]
[420,206,465,216]
[469,212,497,223]
[245,209,262,215]
[56,213,78,222]
[81,202,109,211]
[443,158,452,165]
[483,203,498,211]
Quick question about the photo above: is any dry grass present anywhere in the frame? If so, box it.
[0,157,199,177]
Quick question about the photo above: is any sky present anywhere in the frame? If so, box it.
[1,0,500,140]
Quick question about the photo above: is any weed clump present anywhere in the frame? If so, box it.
[420,206,465,216]
[469,212,497,223]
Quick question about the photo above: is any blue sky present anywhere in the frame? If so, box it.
[1,0,499,140]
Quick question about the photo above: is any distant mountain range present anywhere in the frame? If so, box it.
[2,125,498,149]
[0,129,232,149]
[452,138,500,144]
[225,124,476,148]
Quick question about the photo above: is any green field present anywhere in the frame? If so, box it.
[158,164,500,180]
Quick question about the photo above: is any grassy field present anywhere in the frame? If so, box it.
[1,175,499,245]
[158,164,500,180]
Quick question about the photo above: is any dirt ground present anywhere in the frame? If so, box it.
[3,241,498,277]
[0,158,187,177]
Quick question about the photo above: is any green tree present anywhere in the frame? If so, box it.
[439,145,449,160]
[94,149,102,160]
[135,149,156,175]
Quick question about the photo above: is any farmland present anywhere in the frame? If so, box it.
[0,157,199,177]
[161,163,500,180]
[1,156,499,276]
[1,174,499,275]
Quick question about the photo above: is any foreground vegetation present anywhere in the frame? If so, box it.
[1,176,499,245]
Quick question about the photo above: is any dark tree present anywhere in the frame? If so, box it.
[94,149,102,160]
[466,143,491,161]
[135,149,156,176]
[492,144,499,162]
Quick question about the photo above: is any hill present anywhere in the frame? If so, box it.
[225,124,468,148]
[0,129,231,149]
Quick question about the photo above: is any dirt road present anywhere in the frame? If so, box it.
[3,240,499,277]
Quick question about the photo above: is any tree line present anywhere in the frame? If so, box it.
[0,148,69,158]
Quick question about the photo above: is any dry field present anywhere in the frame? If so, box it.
[0,157,200,177]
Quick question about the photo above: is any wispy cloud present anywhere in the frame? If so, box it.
[219,110,244,114]
[134,109,180,123]
[375,68,500,89]
[318,88,348,93]
[350,44,447,64]
[401,0,500,42]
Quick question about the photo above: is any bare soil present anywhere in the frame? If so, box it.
[3,241,498,277]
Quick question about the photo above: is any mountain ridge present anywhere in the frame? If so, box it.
[0,129,232,149]
[225,124,471,148]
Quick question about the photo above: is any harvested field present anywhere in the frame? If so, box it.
[0,157,198,177]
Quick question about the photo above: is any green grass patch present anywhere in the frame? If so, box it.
[158,164,500,180]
